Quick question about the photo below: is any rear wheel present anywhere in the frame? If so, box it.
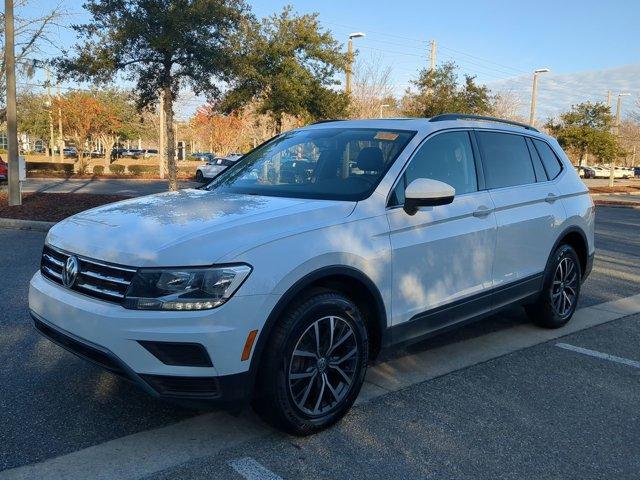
[253,290,368,435]
[526,244,581,328]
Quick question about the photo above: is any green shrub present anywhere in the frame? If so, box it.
[93,165,105,175]
[25,162,74,175]
[109,164,126,175]
[128,165,157,176]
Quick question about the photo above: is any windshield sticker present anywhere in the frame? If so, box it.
[374,132,399,141]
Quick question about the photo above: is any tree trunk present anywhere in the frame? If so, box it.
[163,85,177,191]
[274,112,283,135]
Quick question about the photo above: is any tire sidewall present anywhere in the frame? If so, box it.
[275,295,368,432]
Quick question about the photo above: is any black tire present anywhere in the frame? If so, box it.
[195,170,204,182]
[526,244,581,328]
[253,290,368,436]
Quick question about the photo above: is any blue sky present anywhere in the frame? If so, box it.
[18,0,640,120]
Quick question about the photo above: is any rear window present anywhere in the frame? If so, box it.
[476,132,536,189]
[532,139,563,179]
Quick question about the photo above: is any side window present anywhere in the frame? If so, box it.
[404,131,478,197]
[525,137,548,182]
[532,139,563,180]
[476,132,536,189]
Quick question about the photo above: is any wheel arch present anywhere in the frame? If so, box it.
[246,265,388,397]
[552,226,589,280]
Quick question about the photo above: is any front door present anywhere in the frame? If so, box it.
[386,130,497,343]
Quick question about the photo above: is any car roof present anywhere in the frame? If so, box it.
[300,117,550,140]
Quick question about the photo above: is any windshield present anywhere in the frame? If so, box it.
[206,127,416,201]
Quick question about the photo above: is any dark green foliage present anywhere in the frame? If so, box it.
[127,164,157,176]
[220,6,349,132]
[26,162,74,175]
[545,102,624,165]
[93,165,105,175]
[403,62,493,118]
[109,164,125,175]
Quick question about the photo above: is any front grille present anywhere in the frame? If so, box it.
[40,245,137,303]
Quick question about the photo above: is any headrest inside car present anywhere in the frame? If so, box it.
[356,147,384,172]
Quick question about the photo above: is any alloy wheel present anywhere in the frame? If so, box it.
[288,315,359,416]
[551,256,579,317]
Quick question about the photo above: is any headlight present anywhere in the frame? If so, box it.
[123,264,252,310]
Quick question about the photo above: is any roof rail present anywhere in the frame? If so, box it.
[429,113,539,132]
[310,119,344,125]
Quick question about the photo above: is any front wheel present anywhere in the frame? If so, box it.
[195,170,204,182]
[526,244,581,328]
[253,290,368,435]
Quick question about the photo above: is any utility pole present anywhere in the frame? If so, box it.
[429,39,437,72]
[57,84,64,162]
[606,90,612,108]
[46,66,54,158]
[609,93,630,187]
[529,68,550,126]
[345,32,365,94]
[4,0,21,205]
[159,92,165,179]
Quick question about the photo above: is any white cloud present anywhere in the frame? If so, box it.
[488,64,640,122]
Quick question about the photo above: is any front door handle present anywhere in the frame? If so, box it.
[472,206,493,218]
[545,193,558,203]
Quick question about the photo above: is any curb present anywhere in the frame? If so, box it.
[593,201,640,210]
[0,217,55,232]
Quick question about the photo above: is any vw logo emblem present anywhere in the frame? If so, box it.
[62,256,79,288]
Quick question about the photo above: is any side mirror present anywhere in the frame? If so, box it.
[403,178,455,215]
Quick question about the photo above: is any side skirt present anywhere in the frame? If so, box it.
[386,273,544,349]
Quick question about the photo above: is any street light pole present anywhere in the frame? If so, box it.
[4,0,21,206]
[609,92,630,187]
[379,104,390,118]
[345,32,365,95]
[529,68,549,127]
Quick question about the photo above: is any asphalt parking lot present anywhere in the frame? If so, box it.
[1,205,639,479]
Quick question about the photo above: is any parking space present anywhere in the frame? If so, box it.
[148,314,640,480]
[1,205,639,479]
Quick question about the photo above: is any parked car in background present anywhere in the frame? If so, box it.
[191,152,214,161]
[195,153,244,182]
[30,115,594,435]
[63,147,78,158]
[0,156,7,181]
[143,149,159,158]
[634,167,640,178]
[590,166,608,178]
[574,165,595,179]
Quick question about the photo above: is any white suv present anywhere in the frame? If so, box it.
[29,115,594,435]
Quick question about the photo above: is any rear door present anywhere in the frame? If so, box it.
[386,130,497,341]
[474,130,566,307]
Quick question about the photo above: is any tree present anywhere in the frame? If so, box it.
[402,61,492,118]
[349,56,397,119]
[191,105,248,154]
[545,102,623,166]
[17,91,51,146]
[220,6,349,133]
[93,89,143,165]
[0,1,65,122]
[56,0,249,190]
[56,91,106,164]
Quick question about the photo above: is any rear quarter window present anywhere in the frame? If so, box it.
[532,139,563,179]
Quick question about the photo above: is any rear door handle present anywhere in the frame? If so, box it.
[472,206,493,218]
[545,193,558,203]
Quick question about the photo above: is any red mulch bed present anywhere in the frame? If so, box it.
[0,192,131,222]
[590,185,640,194]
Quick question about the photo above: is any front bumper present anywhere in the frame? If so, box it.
[29,271,277,403]
[31,312,250,403]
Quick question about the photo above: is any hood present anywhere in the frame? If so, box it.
[46,189,355,267]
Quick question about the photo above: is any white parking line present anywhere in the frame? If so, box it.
[228,457,284,480]
[556,342,640,368]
